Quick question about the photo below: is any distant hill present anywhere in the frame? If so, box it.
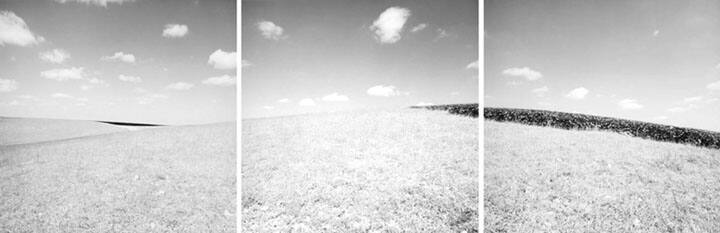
[0,117,129,146]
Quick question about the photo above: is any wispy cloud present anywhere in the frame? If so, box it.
[502,67,542,81]
[435,28,449,40]
[53,0,135,7]
[370,7,411,44]
[565,87,589,100]
[0,79,18,92]
[39,49,70,64]
[208,49,236,70]
[202,75,236,86]
[257,21,285,40]
[241,59,252,68]
[366,85,403,97]
[618,98,643,110]
[118,74,142,83]
[0,11,44,46]
[263,106,275,110]
[101,52,135,63]
[162,24,188,38]
[51,93,74,99]
[531,86,549,97]
[137,93,167,105]
[166,82,194,91]
[298,98,316,106]
[410,23,427,33]
[41,67,85,81]
[277,98,290,103]
[321,93,349,102]
[466,60,479,69]
[707,80,720,90]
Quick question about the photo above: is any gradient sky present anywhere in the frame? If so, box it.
[242,0,478,119]
[486,0,720,131]
[0,0,235,125]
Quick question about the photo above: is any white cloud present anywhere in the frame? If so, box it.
[101,52,135,63]
[241,59,252,68]
[87,77,108,86]
[166,82,194,91]
[263,106,275,110]
[118,74,142,83]
[0,11,43,46]
[277,98,290,103]
[683,96,703,103]
[667,106,690,113]
[54,0,135,7]
[298,98,316,106]
[435,28,449,40]
[51,93,73,99]
[321,93,349,102]
[367,85,402,97]
[531,86,549,97]
[208,49,236,69]
[502,67,543,81]
[565,87,589,100]
[41,67,85,81]
[369,7,411,44]
[162,24,188,38]
[707,80,720,90]
[257,21,284,40]
[618,99,644,110]
[466,60,479,69]
[410,23,427,33]
[202,75,236,86]
[653,29,660,37]
[414,102,433,107]
[0,79,18,92]
[450,91,460,96]
[137,93,167,105]
[39,49,70,64]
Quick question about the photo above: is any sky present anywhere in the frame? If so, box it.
[241,0,479,119]
[0,0,236,125]
[486,0,720,131]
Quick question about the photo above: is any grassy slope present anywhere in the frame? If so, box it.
[242,109,478,232]
[0,117,130,146]
[485,120,720,233]
[0,122,236,233]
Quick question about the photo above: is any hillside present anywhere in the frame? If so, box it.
[242,109,478,232]
[0,121,236,233]
[0,117,134,146]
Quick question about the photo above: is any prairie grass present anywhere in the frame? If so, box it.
[0,122,236,233]
[242,109,478,232]
[485,120,720,233]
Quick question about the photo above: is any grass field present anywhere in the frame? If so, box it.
[242,109,478,232]
[0,117,131,146]
[485,120,720,233]
[0,120,236,233]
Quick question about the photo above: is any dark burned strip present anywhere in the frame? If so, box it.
[411,104,479,118]
[97,121,165,127]
[484,107,720,149]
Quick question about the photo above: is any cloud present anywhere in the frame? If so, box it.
[410,23,427,33]
[137,93,167,105]
[298,98,316,106]
[321,93,349,102]
[531,86,549,97]
[277,98,290,103]
[162,24,188,38]
[166,82,194,90]
[263,106,275,110]
[257,21,284,40]
[53,0,135,7]
[450,91,460,96]
[435,28,449,40]
[370,7,411,44]
[118,74,142,83]
[565,87,589,100]
[39,49,71,64]
[0,11,44,46]
[466,60,479,69]
[683,96,703,103]
[101,52,135,63]
[653,29,660,37]
[41,67,85,81]
[502,67,543,81]
[202,75,236,86]
[414,102,433,106]
[208,49,236,69]
[618,99,643,110]
[367,85,402,97]
[51,93,74,99]
[0,79,18,92]
[241,59,252,68]
[667,106,690,113]
[707,80,720,90]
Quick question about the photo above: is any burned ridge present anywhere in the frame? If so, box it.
[484,107,720,149]
[97,121,165,127]
[412,104,479,118]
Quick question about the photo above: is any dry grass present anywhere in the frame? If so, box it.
[0,121,236,233]
[485,120,720,233]
[0,117,129,146]
[242,109,478,232]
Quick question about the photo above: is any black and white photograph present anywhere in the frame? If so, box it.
[241,0,478,232]
[484,0,720,232]
[0,0,236,232]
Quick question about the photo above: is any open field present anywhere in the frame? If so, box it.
[485,120,720,233]
[242,109,478,232]
[0,120,236,233]
[0,117,132,146]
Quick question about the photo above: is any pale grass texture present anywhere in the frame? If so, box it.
[0,122,236,233]
[0,117,129,146]
[242,109,478,232]
[485,121,720,233]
